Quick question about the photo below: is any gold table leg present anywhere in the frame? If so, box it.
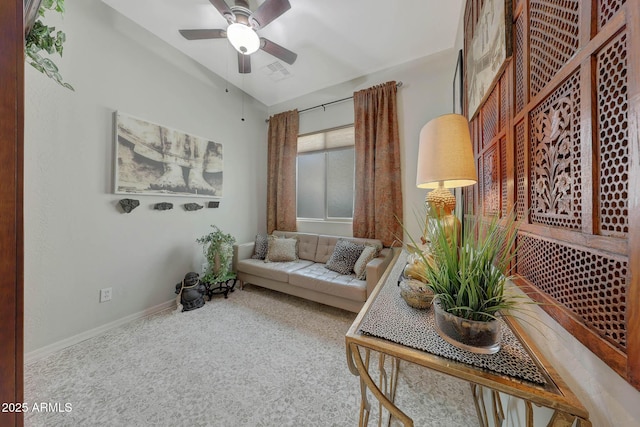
[347,343,413,427]
[471,384,593,427]
[347,342,591,427]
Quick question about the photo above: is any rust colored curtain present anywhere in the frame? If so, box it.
[266,109,299,233]
[353,81,403,247]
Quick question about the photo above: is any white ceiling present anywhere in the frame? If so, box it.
[101,0,464,107]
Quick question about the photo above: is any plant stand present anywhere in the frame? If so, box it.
[204,274,238,300]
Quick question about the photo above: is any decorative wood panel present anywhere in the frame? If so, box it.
[501,137,508,216]
[529,71,582,230]
[482,145,500,216]
[514,11,526,113]
[515,0,524,13]
[598,0,626,30]
[597,31,629,237]
[515,120,527,220]
[517,233,628,349]
[465,183,475,215]
[464,0,640,390]
[472,116,480,162]
[529,0,580,98]
[482,87,499,149]
[500,75,509,131]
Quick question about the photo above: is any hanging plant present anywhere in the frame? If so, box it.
[196,225,236,284]
[25,0,74,91]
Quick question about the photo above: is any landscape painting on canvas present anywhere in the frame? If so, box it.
[114,112,223,198]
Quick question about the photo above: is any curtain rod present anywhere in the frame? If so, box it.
[265,81,403,123]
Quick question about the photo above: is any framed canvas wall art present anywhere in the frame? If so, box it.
[114,112,223,198]
[466,0,513,119]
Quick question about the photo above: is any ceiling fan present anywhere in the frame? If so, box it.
[179,0,297,74]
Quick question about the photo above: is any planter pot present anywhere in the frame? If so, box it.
[433,300,501,354]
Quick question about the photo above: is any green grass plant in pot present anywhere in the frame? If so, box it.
[412,212,522,354]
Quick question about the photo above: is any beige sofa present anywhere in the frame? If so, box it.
[233,231,393,312]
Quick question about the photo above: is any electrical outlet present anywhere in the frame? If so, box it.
[99,287,112,303]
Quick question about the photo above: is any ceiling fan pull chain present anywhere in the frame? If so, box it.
[225,44,230,93]
[241,69,246,122]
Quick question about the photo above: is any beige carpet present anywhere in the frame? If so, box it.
[24,285,478,426]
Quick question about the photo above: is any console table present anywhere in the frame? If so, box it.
[345,249,590,427]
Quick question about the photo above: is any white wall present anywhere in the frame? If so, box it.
[24,0,267,354]
[271,49,459,241]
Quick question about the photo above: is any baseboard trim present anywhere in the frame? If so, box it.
[24,299,176,364]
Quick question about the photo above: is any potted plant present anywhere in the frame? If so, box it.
[409,211,523,354]
[196,225,236,284]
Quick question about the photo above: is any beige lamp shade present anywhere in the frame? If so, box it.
[416,113,477,189]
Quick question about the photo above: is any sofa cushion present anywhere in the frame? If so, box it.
[325,239,365,275]
[237,258,313,282]
[272,231,319,261]
[251,234,269,260]
[314,235,384,263]
[353,245,381,280]
[265,236,298,262]
[288,263,368,302]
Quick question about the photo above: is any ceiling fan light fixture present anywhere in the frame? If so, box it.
[227,23,260,55]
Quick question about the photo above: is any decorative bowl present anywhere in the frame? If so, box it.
[399,279,434,309]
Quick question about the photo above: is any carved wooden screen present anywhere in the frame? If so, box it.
[463,0,640,389]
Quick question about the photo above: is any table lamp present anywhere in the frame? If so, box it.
[416,113,477,245]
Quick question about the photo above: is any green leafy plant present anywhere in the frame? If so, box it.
[25,0,74,91]
[196,225,236,283]
[408,212,524,322]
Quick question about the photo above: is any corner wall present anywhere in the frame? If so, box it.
[24,0,267,355]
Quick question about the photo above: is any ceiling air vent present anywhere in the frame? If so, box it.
[261,61,293,81]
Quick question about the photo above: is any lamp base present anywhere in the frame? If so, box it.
[425,187,457,215]
[425,186,461,246]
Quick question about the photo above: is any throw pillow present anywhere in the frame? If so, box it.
[251,234,268,260]
[353,245,381,280]
[325,239,365,275]
[265,236,298,262]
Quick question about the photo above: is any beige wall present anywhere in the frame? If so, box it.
[24,0,267,355]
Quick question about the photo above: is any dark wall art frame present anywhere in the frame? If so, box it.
[453,49,464,114]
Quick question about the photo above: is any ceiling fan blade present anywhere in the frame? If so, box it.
[209,0,236,23]
[179,29,227,40]
[238,52,251,73]
[249,0,291,29]
[260,37,297,65]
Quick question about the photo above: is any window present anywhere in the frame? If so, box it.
[296,126,355,220]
